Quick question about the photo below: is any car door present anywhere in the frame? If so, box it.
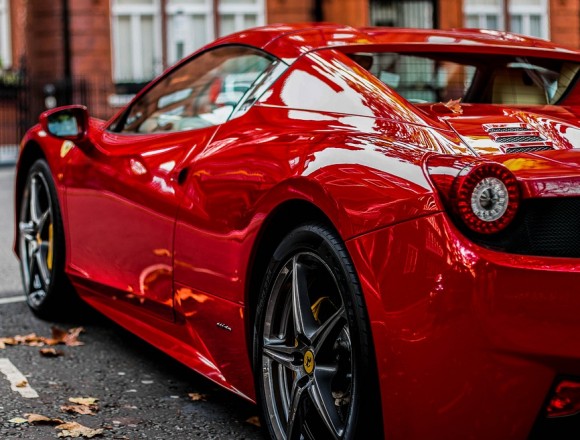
[63,45,269,321]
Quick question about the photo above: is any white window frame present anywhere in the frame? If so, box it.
[111,0,163,82]
[509,0,549,40]
[218,0,266,36]
[463,1,503,31]
[0,0,11,69]
[166,0,266,65]
[111,0,267,82]
[464,0,549,40]
[166,1,214,66]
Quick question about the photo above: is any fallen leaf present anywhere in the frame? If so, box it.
[56,421,104,438]
[63,327,85,346]
[188,392,208,401]
[15,380,27,388]
[47,327,85,346]
[1,327,85,348]
[17,333,45,345]
[61,404,96,416]
[26,413,64,425]
[1,337,18,346]
[443,98,463,114]
[40,347,65,357]
[44,329,65,346]
[246,415,261,427]
[9,417,27,424]
[69,397,99,406]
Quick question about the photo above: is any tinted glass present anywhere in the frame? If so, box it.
[113,45,275,134]
[358,52,579,105]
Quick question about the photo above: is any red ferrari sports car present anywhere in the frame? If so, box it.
[13,23,580,439]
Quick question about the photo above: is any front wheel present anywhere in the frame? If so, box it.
[18,159,76,320]
[254,223,382,439]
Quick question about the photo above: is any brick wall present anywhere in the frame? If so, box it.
[25,2,66,80]
[266,0,313,24]
[324,0,368,27]
[68,0,114,120]
[19,0,114,121]
[0,97,19,145]
[439,0,463,29]
[9,0,26,70]
[550,0,580,49]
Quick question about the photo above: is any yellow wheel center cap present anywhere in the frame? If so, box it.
[303,350,315,374]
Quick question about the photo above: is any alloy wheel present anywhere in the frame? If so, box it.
[261,251,354,440]
[19,170,54,307]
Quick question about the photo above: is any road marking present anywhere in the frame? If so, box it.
[0,358,39,398]
[0,295,26,305]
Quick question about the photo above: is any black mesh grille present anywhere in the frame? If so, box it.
[466,197,580,258]
[494,135,545,143]
[504,146,554,153]
[523,198,580,257]
[485,126,528,133]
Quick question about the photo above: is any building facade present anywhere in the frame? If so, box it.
[0,0,579,145]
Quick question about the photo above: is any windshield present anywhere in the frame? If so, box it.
[352,52,580,106]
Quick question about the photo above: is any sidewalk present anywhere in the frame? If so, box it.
[0,145,17,166]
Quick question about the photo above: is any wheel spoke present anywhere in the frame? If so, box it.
[263,337,299,370]
[292,256,318,342]
[27,251,38,292]
[310,366,344,440]
[286,375,310,440]
[29,177,41,223]
[35,243,51,287]
[37,209,51,232]
[312,305,346,353]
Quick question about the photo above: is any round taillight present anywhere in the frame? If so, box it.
[453,163,520,234]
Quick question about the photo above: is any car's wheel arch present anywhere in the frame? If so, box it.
[245,198,334,341]
[245,195,385,438]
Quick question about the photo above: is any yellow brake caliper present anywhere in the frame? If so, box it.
[294,297,330,348]
[311,296,329,322]
[47,223,53,271]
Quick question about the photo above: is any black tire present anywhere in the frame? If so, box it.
[18,159,78,320]
[254,223,383,439]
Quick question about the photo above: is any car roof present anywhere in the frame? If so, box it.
[207,22,580,62]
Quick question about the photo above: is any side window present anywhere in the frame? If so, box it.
[113,46,275,134]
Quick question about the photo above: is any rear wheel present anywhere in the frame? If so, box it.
[254,223,382,439]
[18,159,76,319]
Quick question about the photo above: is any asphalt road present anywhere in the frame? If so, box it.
[0,165,264,439]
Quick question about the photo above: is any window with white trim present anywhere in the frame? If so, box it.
[0,0,11,69]
[112,0,266,83]
[217,0,265,38]
[166,0,265,65]
[509,0,549,40]
[112,0,163,83]
[464,0,549,40]
[166,0,214,66]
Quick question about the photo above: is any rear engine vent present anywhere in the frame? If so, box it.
[494,135,545,143]
[484,124,528,133]
[504,146,555,153]
[483,123,553,153]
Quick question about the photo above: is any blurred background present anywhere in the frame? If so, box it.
[0,0,577,164]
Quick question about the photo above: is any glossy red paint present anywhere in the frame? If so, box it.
[13,23,580,439]
[347,213,580,439]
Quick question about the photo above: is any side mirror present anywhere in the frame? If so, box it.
[39,105,89,142]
